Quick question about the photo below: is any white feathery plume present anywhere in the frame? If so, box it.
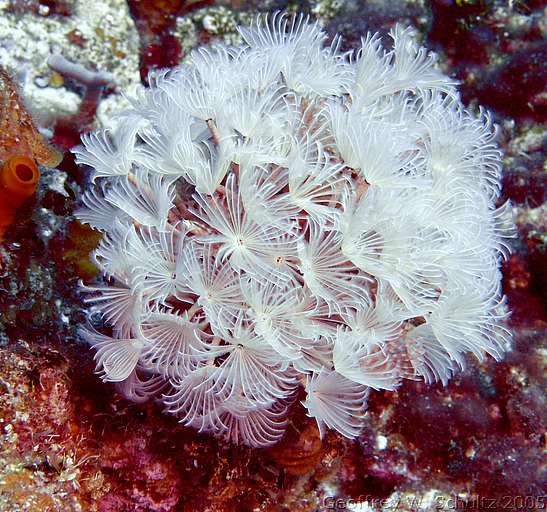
[79,326,145,383]
[333,326,401,391]
[72,121,141,182]
[302,369,369,439]
[286,150,346,225]
[238,12,325,60]
[217,400,289,448]
[427,274,511,367]
[135,101,208,179]
[176,242,243,329]
[241,276,312,360]
[75,182,130,231]
[139,306,208,377]
[329,102,427,188]
[204,315,297,406]
[401,323,456,385]
[297,221,371,311]
[80,281,140,338]
[74,12,514,447]
[117,370,167,404]
[163,365,226,433]
[192,173,298,280]
[91,219,135,283]
[104,168,175,229]
[125,225,187,304]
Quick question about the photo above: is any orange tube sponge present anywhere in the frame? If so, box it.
[0,156,40,240]
[0,67,62,242]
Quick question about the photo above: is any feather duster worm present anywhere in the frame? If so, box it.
[74,13,516,447]
[0,67,62,240]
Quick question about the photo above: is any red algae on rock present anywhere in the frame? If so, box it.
[0,340,305,511]
[126,0,212,83]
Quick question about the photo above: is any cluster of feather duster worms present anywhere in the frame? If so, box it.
[74,13,515,447]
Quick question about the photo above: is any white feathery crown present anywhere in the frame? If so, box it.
[73,12,515,447]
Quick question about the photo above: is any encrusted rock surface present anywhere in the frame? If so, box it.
[0,1,545,511]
